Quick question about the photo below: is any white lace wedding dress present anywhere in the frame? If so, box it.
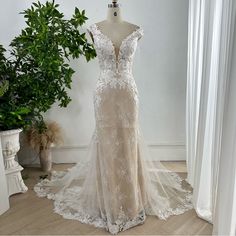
[34,23,193,234]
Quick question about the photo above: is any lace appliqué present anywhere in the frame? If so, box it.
[88,23,143,72]
[34,169,193,235]
[89,23,142,111]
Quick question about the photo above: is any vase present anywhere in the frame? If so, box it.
[0,128,28,196]
[39,148,52,172]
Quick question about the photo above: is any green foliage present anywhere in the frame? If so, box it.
[0,79,9,96]
[0,45,10,97]
[0,1,96,131]
[0,44,33,130]
[0,106,32,131]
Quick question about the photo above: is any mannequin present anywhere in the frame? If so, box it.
[88,0,140,60]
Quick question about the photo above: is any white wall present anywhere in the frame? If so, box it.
[0,0,189,163]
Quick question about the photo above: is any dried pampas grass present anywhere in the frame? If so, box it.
[25,121,63,151]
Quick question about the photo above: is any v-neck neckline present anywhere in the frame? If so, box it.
[93,23,141,64]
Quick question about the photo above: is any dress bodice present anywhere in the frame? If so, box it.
[88,23,144,75]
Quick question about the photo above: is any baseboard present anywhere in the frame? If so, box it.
[148,142,186,161]
[18,142,186,166]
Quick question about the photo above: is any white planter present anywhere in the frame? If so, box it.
[0,136,9,215]
[0,129,28,196]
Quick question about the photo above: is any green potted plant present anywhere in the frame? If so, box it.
[0,1,96,183]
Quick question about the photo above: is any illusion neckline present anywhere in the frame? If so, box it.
[92,23,142,66]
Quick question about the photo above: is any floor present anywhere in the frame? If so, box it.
[0,162,213,235]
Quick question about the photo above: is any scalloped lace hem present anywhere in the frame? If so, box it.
[34,172,193,235]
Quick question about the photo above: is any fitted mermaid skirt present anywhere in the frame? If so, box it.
[34,23,193,235]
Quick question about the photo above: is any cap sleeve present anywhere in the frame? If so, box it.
[87,24,97,43]
[137,28,144,40]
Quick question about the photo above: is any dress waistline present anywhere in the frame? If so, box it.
[99,69,133,77]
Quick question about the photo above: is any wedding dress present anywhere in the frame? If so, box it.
[34,23,193,234]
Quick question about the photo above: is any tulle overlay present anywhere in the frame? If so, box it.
[34,23,193,235]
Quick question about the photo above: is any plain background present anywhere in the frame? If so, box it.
[0,0,189,163]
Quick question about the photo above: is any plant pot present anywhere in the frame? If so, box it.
[0,137,9,215]
[0,128,28,196]
[39,148,52,172]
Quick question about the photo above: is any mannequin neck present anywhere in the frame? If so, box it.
[106,7,123,23]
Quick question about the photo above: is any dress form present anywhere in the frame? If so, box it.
[88,0,140,59]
